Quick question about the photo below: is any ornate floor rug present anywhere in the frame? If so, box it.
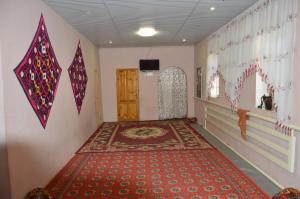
[77,120,212,153]
[46,149,270,199]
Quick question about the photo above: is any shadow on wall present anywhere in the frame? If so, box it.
[0,144,11,199]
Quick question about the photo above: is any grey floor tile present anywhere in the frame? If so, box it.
[191,123,281,196]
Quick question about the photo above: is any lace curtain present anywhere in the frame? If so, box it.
[158,67,187,120]
[207,0,297,134]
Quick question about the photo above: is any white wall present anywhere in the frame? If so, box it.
[99,46,195,122]
[0,0,102,198]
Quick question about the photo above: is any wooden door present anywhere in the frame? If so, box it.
[117,69,139,121]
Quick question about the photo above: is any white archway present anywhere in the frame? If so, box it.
[158,66,187,120]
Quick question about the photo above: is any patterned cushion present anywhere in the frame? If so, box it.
[25,188,52,199]
[272,188,300,199]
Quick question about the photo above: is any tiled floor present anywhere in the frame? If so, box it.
[191,123,281,196]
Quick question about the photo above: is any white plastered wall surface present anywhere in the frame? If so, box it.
[0,0,102,198]
[99,46,195,122]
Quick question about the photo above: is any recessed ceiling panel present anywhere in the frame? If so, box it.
[43,0,258,47]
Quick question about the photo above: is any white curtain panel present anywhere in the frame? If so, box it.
[158,67,188,120]
[207,0,297,134]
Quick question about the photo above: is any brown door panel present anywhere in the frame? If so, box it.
[117,69,139,121]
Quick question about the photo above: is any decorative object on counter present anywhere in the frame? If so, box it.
[257,94,273,111]
[14,14,62,128]
[237,109,249,141]
[25,188,52,199]
[68,41,88,113]
[272,187,300,199]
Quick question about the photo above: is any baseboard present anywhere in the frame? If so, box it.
[197,123,283,189]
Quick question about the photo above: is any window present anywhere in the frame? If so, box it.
[207,53,219,98]
[196,67,202,98]
[210,76,219,98]
[255,73,273,111]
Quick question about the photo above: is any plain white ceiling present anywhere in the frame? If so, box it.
[43,0,258,47]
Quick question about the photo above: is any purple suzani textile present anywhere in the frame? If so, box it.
[68,41,88,114]
[14,15,62,128]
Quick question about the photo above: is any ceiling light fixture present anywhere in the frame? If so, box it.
[210,6,215,11]
[137,27,158,37]
[182,38,187,42]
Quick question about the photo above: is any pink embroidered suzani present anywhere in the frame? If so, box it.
[14,14,62,128]
[68,41,88,113]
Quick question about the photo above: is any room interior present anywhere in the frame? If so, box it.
[1,0,300,198]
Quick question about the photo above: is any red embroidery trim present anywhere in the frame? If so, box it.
[208,63,293,136]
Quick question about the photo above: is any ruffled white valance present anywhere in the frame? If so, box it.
[207,0,297,135]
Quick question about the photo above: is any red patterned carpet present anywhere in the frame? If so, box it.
[77,120,212,153]
[46,120,270,199]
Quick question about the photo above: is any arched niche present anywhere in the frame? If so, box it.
[158,66,188,120]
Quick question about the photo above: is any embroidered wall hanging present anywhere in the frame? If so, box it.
[68,41,88,114]
[14,14,62,128]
